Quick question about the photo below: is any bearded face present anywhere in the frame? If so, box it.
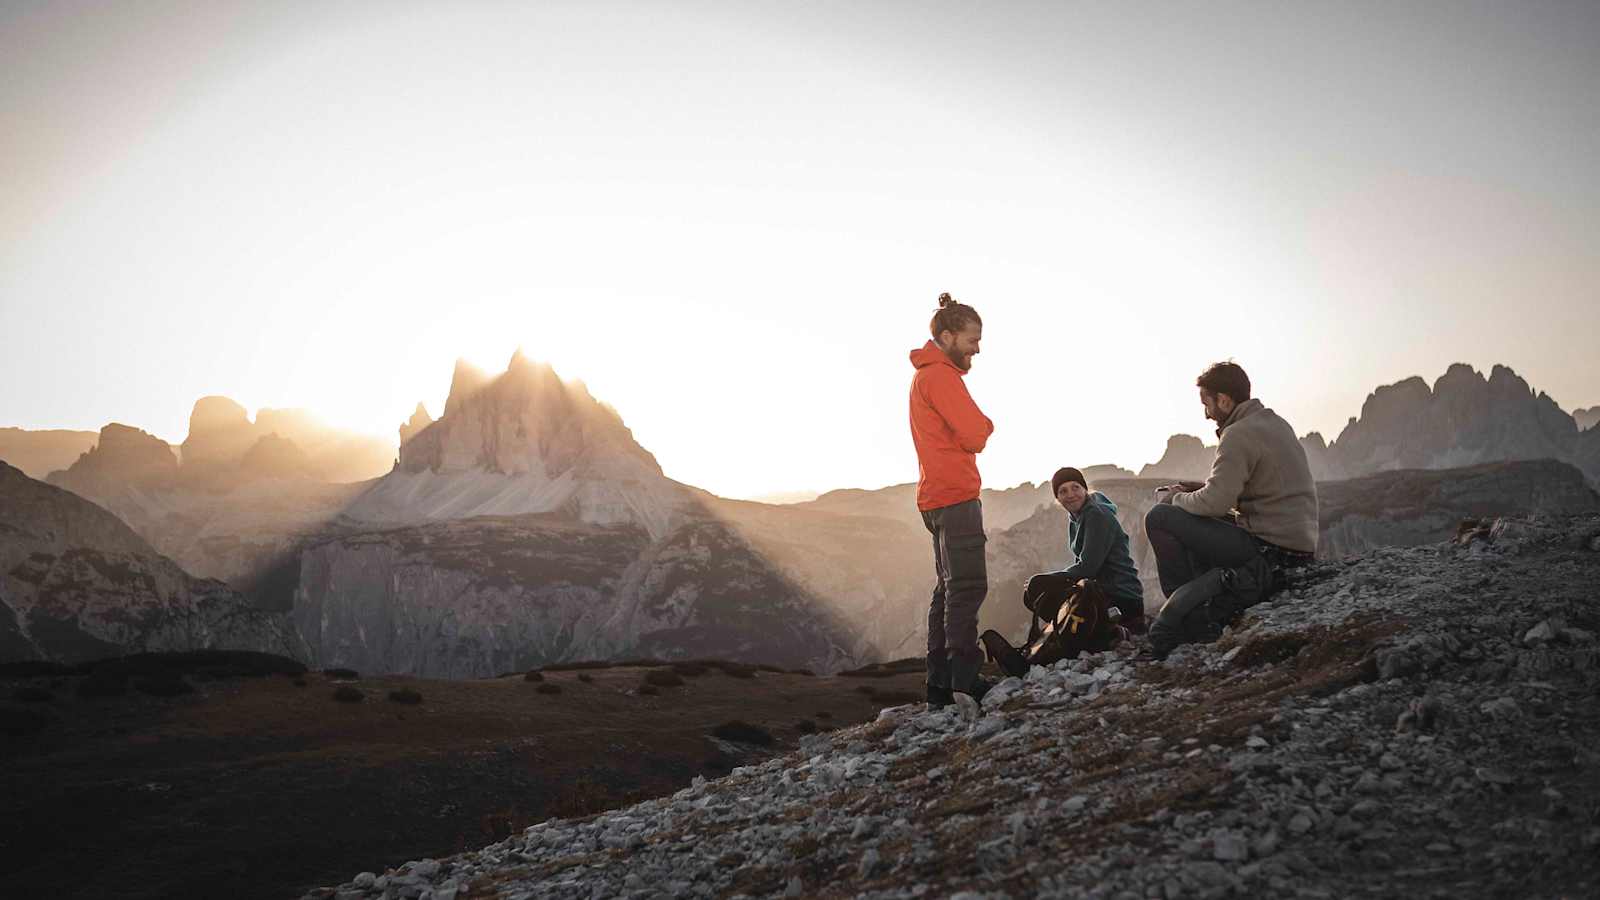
[937,322,982,371]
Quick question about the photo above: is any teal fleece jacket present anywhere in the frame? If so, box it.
[1060,492,1144,611]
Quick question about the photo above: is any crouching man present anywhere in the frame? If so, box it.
[1022,467,1146,638]
[1142,362,1318,658]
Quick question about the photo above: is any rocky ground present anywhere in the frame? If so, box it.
[307,514,1600,899]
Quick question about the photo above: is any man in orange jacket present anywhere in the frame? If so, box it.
[910,292,995,706]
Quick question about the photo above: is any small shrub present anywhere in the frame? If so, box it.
[134,676,195,697]
[637,684,659,696]
[577,673,593,683]
[711,720,774,746]
[795,719,818,735]
[644,670,684,688]
[671,662,709,677]
[523,671,545,682]
[13,686,53,703]
[535,683,562,695]
[702,753,735,775]
[76,674,128,699]
[332,686,364,703]
[388,688,423,705]
[324,668,359,680]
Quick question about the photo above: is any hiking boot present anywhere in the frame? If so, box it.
[925,653,953,709]
[948,656,993,703]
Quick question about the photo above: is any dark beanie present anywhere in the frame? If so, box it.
[1050,467,1086,495]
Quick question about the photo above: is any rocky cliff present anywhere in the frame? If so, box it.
[1318,459,1600,558]
[47,423,179,497]
[272,352,938,676]
[0,461,304,663]
[0,427,101,480]
[289,498,926,677]
[47,422,365,589]
[175,395,393,484]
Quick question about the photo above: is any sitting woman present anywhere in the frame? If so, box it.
[1023,467,1147,635]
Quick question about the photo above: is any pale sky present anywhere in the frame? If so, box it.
[3,0,1597,498]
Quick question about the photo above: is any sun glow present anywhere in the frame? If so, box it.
[4,4,1596,499]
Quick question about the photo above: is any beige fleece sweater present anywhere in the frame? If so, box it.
[1171,399,1319,553]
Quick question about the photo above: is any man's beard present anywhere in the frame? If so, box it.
[947,348,972,371]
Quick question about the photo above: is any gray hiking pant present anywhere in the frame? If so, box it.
[1145,503,1258,598]
[922,498,987,664]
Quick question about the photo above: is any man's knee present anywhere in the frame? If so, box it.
[1145,502,1187,534]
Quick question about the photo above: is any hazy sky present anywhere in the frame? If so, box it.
[3,0,1597,498]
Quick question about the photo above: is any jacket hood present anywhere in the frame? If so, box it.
[1072,491,1118,519]
[910,341,963,375]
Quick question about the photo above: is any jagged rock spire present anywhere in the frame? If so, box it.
[399,403,434,448]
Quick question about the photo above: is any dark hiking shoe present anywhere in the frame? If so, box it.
[926,682,954,708]
[949,657,993,703]
[1132,639,1172,663]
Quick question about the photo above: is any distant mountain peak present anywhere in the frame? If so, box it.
[349,354,686,535]
[1137,434,1215,480]
[1329,363,1586,479]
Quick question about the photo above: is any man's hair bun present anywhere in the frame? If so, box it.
[929,292,981,339]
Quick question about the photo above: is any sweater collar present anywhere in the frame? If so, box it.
[1216,398,1265,436]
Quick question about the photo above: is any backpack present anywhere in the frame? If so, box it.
[981,578,1122,679]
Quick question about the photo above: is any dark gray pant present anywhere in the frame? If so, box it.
[922,498,987,664]
[1144,502,1257,598]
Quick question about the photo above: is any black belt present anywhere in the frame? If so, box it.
[1255,538,1314,568]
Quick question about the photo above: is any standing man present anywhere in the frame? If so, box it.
[1144,361,1318,598]
[910,292,994,706]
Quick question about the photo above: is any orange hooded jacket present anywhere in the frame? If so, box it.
[909,341,994,511]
